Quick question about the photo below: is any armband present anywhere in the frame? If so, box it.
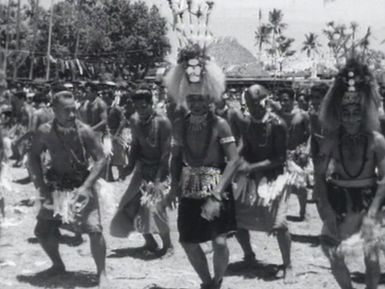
[219,136,235,145]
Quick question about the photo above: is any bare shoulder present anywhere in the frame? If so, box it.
[228,107,243,120]
[129,113,140,130]
[215,115,232,136]
[31,121,54,149]
[301,110,310,121]
[270,114,287,130]
[76,120,95,138]
[371,131,385,149]
[96,97,107,108]
[215,114,229,127]
[292,109,309,123]
[155,113,172,130]
[155,112,171,124]
[319,132,337,154]
[37,120,53,135]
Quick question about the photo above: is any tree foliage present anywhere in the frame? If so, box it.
[0,0,170,80]
[254,8,295,73]
[302,32,320,58]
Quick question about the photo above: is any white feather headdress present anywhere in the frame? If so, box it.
[164,0,225,105]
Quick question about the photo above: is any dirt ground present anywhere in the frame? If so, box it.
[0,165,384,289]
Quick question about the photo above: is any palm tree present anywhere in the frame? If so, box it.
[268,8,287,36]
[268,8,286,73]
[255,24,271,63]
[302,32,320,78]
[276,35,295,72]
[323,22,351,67]
[302,32,320,58]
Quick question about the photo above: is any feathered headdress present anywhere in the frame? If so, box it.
[320,58,381,133]
[164,0,225,105]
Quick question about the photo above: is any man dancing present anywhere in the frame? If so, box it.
[315,59,385,289]
[234,84,293,281]
[78,82,108,137]
[164,43,237,288]
[110,86,172,255]
[308,83,329,159]
[277,88,311,220]
[29,91,108,288]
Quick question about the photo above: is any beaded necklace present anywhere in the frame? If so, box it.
[139,112,158,148]
[182,112,214,162]
[53,120,88,169]
[339,131,368,179]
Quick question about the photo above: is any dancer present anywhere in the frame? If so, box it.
[29,91,108,288]
[315,58,385,289]
[234,84,293,281]
[277,88,311,220]
[110,87,172,255]
[164,40,238,289]
[214,93,244,143]
[309,83,329,158]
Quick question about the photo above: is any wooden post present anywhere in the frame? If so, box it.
[3,0,11,72]
[12,0,20,80]
[29,0,40,80]
[45,0,54,81]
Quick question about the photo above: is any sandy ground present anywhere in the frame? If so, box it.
[0,165,385,289]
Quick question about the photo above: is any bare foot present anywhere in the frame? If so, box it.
[98,272,109,289]
[283,265,296,284]
[36,265,66,278]
[157,246,174,258]
[142,242,159,253]
[243,253,257,267]
[211,278,223,289]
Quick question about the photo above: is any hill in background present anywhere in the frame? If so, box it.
[208,36,269,78]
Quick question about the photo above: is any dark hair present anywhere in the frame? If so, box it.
[296,89,309,102]
[277,88,295,101]
[85,81,99,92]
[310,83,329,98]
[52,91,74,108]
[246,84,270,100]
[131,85,153,103]
[14,91,26,100]
[51,83,67,94]
[33,92,49,104]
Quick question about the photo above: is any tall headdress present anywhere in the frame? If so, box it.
[164,0,225,105]
[320,58,381,133]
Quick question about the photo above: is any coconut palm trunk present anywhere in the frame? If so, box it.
[12,0,21,80]
[45,0,54,81]
[29,0,40,80]
[3,0,11,71]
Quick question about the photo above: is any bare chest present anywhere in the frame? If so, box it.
[331,141,375,179]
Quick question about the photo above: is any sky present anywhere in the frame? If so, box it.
[33,0,385,58]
